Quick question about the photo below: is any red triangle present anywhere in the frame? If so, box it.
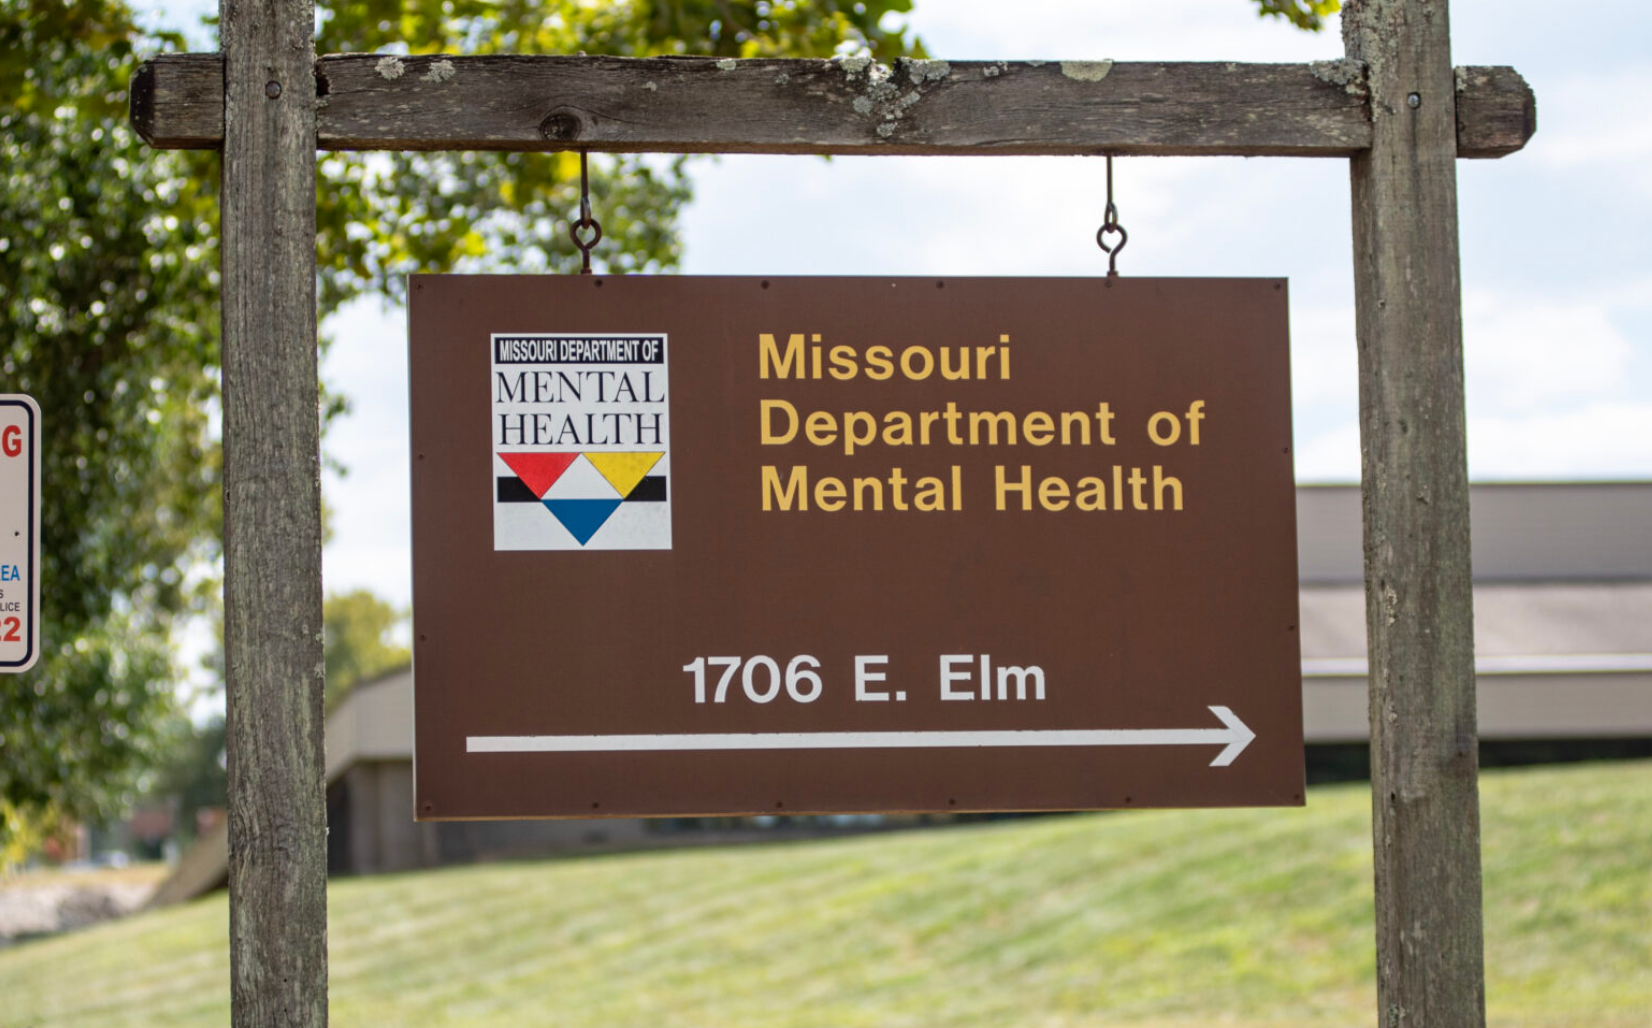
[499,452,579,498]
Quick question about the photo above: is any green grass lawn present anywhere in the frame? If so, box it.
[1,761,1647,1027]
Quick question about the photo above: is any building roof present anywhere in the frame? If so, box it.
[325,665,414,782]
[1299,582,1652,665]
[1297,482,1652,583]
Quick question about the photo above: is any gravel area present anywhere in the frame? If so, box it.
[0,880,157,945]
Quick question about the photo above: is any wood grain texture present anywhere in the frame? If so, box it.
[219,0,328,1025]
[1345,1,1487,1025]
[1454,65,1536,158]
[131,52,1535,159]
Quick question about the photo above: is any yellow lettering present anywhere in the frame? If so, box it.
[829,345,858,380]
[844,411,876,455]
[1154,465,1183,511]
[1095,403,1117,445]
[919,410,942,445]
[759,333,805,379]
[760,399,799,444]
[853,475,884,511]
[1075,477,1107,511]
[1061,410,1090,446]
[914,475,945,511]
[804,410,837,447]
[1023,411,1054,446]
[900,346,934,380]
[969,410,1017,446]
[1039,476,1070,511]
[996,465,1032,511]
[882,411,914,447]
[815,476,846,512]
[762,465,808,510]
[1148,411,1181,446]
[1129,467,1149,510]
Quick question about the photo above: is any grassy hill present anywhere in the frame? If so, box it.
[1,761,1647,1027]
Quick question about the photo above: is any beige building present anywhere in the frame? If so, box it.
[1295,483,1652,743]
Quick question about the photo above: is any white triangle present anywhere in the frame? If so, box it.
[542,454,621,500]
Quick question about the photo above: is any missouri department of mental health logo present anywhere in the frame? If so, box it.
[491,333,671,551]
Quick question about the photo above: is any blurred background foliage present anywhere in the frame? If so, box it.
[1255,0,1340,32]
[1,0,1332,861]
[2,0,221,836]
[0,0,919,858]
[322,588,409,711]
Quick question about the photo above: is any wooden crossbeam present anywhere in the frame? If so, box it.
[131,53,1535,158]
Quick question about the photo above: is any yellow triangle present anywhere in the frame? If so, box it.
[586,451,664,498]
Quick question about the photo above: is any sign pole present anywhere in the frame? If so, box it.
[1345,1,1487,1024]
[220,0,328,1025]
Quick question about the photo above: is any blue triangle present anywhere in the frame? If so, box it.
[544,498,623,545]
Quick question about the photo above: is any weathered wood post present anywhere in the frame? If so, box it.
[220,0,329,1024]
[1345,0,1486,1023]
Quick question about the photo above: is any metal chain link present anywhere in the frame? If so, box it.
[1095,155,1128,277]
[569,151,604,274]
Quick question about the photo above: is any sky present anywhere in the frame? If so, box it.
[141,0,1652,620]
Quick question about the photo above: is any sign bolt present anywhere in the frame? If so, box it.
[265,80,282,99]
[1407,92,1421,108]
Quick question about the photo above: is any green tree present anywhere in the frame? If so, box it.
[311,0,922,309]
[323,589,410,708]
[2,0,1330,854]
[1,0,219,827]
[1253,0,1341,31]
[0,0,920,851]
[143,712,226,847]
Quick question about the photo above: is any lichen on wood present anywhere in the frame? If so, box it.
[1059,60,1113,82]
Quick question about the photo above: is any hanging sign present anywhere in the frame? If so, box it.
[408,276,1303,818]
[0,395,41,673]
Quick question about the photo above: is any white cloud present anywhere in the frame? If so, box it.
[1289,303,1358,408]
[320,299,414,606]
[915,0,1342,62]
[1469,401,1652,479]
[1463,290,1635,411]
[1288,400,1652,484]
[1524,69,1652,177]
[1293,422,1361,483]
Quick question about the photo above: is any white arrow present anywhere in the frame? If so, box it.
[467,705,1256,767]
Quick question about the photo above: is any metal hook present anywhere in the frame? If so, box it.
[569,150,603,275]
[1095,155,1127,277]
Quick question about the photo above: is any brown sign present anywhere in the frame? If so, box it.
[408,276,1303,819]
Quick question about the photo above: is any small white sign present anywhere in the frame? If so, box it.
[490,334,672,550]
[0,395,41,672]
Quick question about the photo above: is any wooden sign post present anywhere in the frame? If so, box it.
[134,0,1533,1023]
[218,1,326,1024]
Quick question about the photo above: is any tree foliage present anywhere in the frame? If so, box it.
[323,589,410,709]
[312,0,922,309]
[2,0,1330,851]
[1251,0,1341,32]
[0,0,920,847]
[1,0,219,823]
[143,712,226,847]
